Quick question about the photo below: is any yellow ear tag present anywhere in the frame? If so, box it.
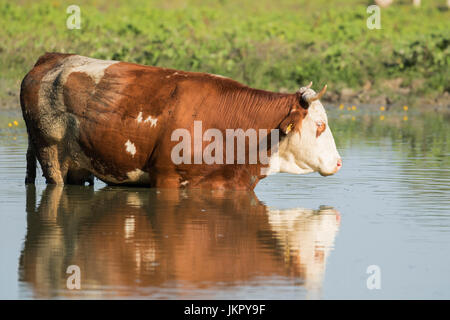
[286,123,293,134]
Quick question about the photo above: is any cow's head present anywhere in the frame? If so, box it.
[272,82,342,176]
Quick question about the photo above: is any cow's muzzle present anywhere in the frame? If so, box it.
[319,158,342,176]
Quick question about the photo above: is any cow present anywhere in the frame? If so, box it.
[20,53,342,190]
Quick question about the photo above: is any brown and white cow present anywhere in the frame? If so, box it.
[20,53,341,190]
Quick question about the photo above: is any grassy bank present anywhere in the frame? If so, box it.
[0,0,448,110]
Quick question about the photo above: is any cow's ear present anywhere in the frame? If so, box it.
[296,83,327,109]
[279,109,303,134]
[296,91,310,109]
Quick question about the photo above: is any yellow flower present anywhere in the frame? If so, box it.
[403,105,408,111]
[380,106,385,111]
[13,137,17,140]
[380,115,385,120]
[339,104,344,110]
[351,105,357,111]
[347,107,351,111]
[351,116,355,121]
[13,120,19,126]
[8,123,12,127]
[403,115,408,121]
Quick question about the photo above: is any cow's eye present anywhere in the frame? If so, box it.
[316,121,326,138]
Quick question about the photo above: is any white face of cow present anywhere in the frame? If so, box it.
[269,90,342,176]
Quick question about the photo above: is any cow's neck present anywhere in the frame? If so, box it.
[219,88,296,131]
[216,88,297,189]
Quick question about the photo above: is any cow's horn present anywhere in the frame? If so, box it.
[305,84,327,103]
[306,81,313,89]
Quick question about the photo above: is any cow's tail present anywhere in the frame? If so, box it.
[21,72,36,185]
[25,135,37,185]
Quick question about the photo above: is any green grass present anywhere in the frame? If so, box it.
[0,0,449,108]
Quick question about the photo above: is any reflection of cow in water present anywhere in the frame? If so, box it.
[20,186,340,299]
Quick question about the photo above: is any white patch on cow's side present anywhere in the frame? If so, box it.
[126,169,150,183]
[125,140,137,157]
[144,116,158,127]
[92,169,150,186]
[137,112,143,123]
[180,180,189,186]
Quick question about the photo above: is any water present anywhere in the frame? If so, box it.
[0,110,449,299]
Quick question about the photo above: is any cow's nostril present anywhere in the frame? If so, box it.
[337,159,342,168]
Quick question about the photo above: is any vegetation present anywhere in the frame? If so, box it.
[0,0,449,108]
